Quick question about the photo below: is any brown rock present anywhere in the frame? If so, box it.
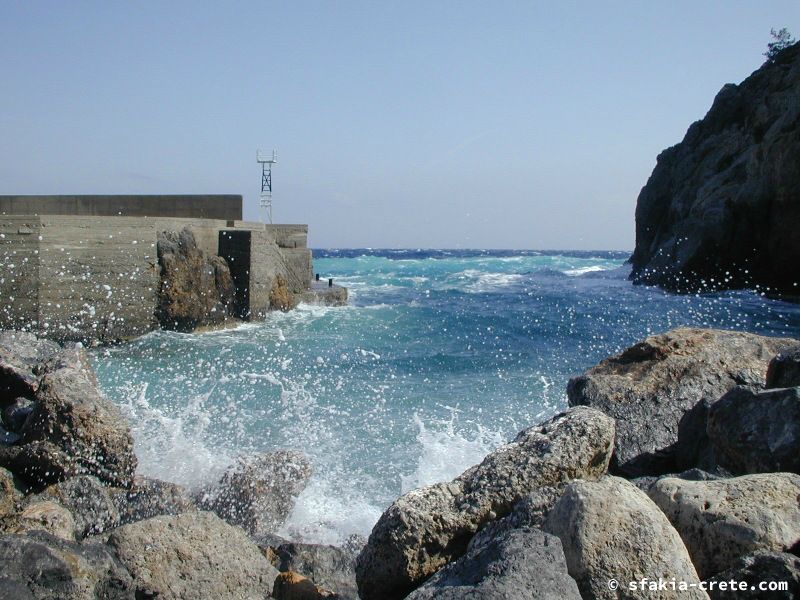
[270,274,299,312]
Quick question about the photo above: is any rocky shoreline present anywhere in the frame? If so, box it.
[1,327,800,598]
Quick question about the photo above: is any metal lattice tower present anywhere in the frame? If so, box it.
[257,149,277,223]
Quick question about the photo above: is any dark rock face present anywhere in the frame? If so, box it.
[767,344,800,387]
[567,327,795,477]
[0,345,137,490]
[0,530,134,599]
[708,386,800,474]
[630,43,800,295]
[197,450,313,537]
[706,551,800,600]
[355,407,615,600]
[405,528,581,600]
[156,228,236,331]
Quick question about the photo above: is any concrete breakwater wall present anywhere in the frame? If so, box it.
[0,213,313,342]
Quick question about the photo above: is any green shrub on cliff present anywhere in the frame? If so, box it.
[764,27,796,63]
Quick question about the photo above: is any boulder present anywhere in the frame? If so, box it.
[272,571,338,599]
[2,396,36,432]
[567,328,794,476]
[1,500,76,541]
[629,42,800,296]
[157,228,235,331]
[274,541,359,600]
[0,466,22,517]
[0,331,59,400]
[0,530,133,599]
[270,274,300,312]
[198,450,313,536]
[26,475,119,538]
[543,476,705,600]
[106,511,278,600]
[648,473,800,578]
[708,386,800,474]
[767,345,800,388]
[2,345,137,489]
[706,551,800,599]
[355,407,615,600]
[109,475,195,525]
[405,527,581,600]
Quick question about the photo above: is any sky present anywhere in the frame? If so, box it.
[1,1,798,250]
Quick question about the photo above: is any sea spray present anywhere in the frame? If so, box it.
[91,249,800,544]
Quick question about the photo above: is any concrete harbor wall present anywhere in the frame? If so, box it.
[0,204,315,342]
[0,195,242,221]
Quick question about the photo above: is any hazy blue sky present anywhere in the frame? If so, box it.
[2,2,798,249]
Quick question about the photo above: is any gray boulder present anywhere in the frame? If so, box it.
[543,476,706,600]
[198,450,313,536]
[767,345,800,388]
[355,407,615,600]
[649,473,800,578]
[2,346,137,489]
[274,541,360,600]
[708,386,800,474]
[567,327,794,476]
[0,466,21,517]
[629,42,800,296]
[0,530,133,599]
[706,551,800,599]
[106,511,278,600]
[26,475,119,538]
[109,475,196,525]
[405,527,581,600]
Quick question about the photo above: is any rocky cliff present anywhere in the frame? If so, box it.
[630,43,800,295]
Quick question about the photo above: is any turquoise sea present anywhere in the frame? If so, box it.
[91,249,800,544]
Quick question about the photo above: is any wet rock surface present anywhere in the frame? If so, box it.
[274,541,360,600]
[198,450,313,537]
[766,344,800,388]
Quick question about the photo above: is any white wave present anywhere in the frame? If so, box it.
[400,413,506,493]
[453,270,525,293]
[562,265,613,276]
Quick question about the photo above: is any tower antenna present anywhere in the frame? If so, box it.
[257,149,277,223]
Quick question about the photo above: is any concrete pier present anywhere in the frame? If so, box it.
[0,195,324,342]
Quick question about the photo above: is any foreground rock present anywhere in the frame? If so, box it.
[649,473,800,578]
[157,227,236,331]
[767,345,800,387]
[630,42,800,296]
[544,476,706,600]
[1,345,137,489]
[273,541,359,600]
[106,511,277,600]
[0,530,133,599]
[26,475,119,538]
[567,328,794,476]
[707,386,800,474]
[355,407,615,600]
[198,450,313,536]
[706,551,800,599]
[0,331,59,400]
[406,527,581,600]
[109,475,196,525]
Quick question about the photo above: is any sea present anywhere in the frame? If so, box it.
[90,249,800,545]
